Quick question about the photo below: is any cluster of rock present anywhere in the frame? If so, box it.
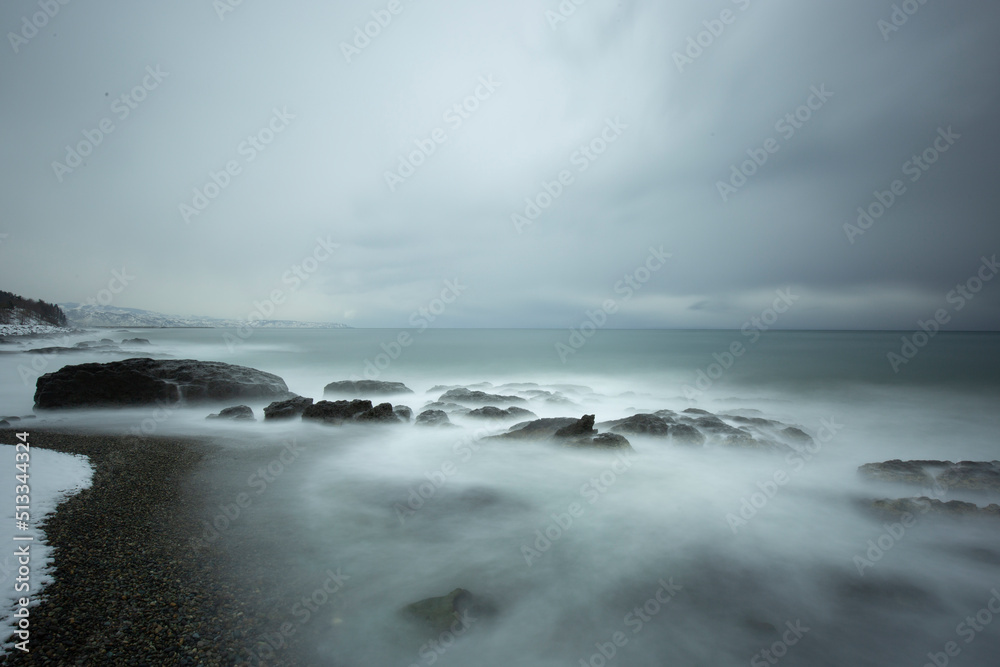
[27,337,152,355]
[858,459,1000,520]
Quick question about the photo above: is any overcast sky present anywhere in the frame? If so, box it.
[2,0,999,329]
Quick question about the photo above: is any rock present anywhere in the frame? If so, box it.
[439,388,525,405]
[554,415,596,439]
[497,418,580,440]
[867,497,1000,520]
[589,433,632,450]
[415,410,452,426]
[682,408,711,415]
[394,405,413,421]
[466,406,537,420]
[206,405,255,421]
[324,380,413,396]
[604,414,672,436]
[263,396,314,420]
[402,588,493,634]
[858,460,940,486]
[0,420,9,427]
[937,462,1000,492]
[779,427,813,446]
[33,358,291,409]
[301,399,373,425]
[668,423,705,445]
[122,338,151,345]
[421,401,471,415]
[1,416,20,422]
[355,402,400,423]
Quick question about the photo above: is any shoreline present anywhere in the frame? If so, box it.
[0,428,304,666]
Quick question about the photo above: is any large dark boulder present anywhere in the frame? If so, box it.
[263,396,314,420]
[415,410,452,427]
[33,358,290,409]
[301,400,373,425]
[554,415,596,439]
[355,402,400,423]
[324,380,413,396]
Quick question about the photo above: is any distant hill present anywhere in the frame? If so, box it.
[0,290,68,327]
[59,303,350,329]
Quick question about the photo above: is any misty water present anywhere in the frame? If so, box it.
[3,329,1000,666]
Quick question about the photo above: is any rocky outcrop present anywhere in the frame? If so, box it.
[415,410,452,427]
[554,414,596,439]
[263,396,314,420]
[438,388,525,405]
[33,358,290,409]
[206,405,255,421]
[497,418,580,440]
[866,497,1000,520]
[301,399,374,425]
[324,380,413,396]
[602,414,671,436]
[466,406,536,420]
[858,460,1000,492]
[355,402,400,423]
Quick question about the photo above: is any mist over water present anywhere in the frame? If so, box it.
[3,329,999,665]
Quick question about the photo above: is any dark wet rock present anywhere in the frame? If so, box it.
[439,388,525,405]
[206,405,255,421]
[324,380,413,396]
[121,337,151,345]
[394,405,413,422]
[858,460,941,486]
[604,414,672,436]
[668,423,706,445]
[653,409,677,423]
[496,418,581,440]
[415,410,452,427]
[263,396,314,420]
[421,401,471,415]
[554,415,596,439]
[727,415,780,427]
[866,497,1000,520]
[589,433,632,449]
[33,358,290,409]
[355,402,400,423]
[301,399,373,425]
[682,408,711,415]
[402,588,492,635]
[466,406,537,420]
[29,343,123,354]
[779,427,813,446]
[937,462,1000,492]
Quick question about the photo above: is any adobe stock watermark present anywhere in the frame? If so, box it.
[556,245,671,363]
[243,567,350,666]
[919,587,1000,667]
[340,0,414,63]
[682,288,799,401]
[545,0,592,31]
[877,0,935,41]
[349,279,468,381]
[512,117,628,234]
[577,577,683,667]
[725,417,843,534]
[887,254,997,373]
[673,0,754,74]
[7,0,71,55]
[521,451,633,567]
[224,236,339,351]
[179,107,295,224]
[51,65,169,183]
[844,126,960,244]
[716,85,833,203]
[384,75,501,192]
[749,620,811,667]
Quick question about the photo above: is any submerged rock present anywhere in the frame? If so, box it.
[206,405,255,421]
[402,588,494,635]
[324,380,413,396]
[858,460,1000,492]
[263,396,314,420]
[866,497,1000,520]
[394,405,413,422]
[33,358,290,409]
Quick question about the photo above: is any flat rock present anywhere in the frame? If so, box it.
[439,388,525,405]
[33,358,290,409]
[324,380,413,396]
[206,405,255,421]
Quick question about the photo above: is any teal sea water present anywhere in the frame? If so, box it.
[2,329,999,665]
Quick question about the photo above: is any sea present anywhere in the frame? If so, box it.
[2,328,999,666]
